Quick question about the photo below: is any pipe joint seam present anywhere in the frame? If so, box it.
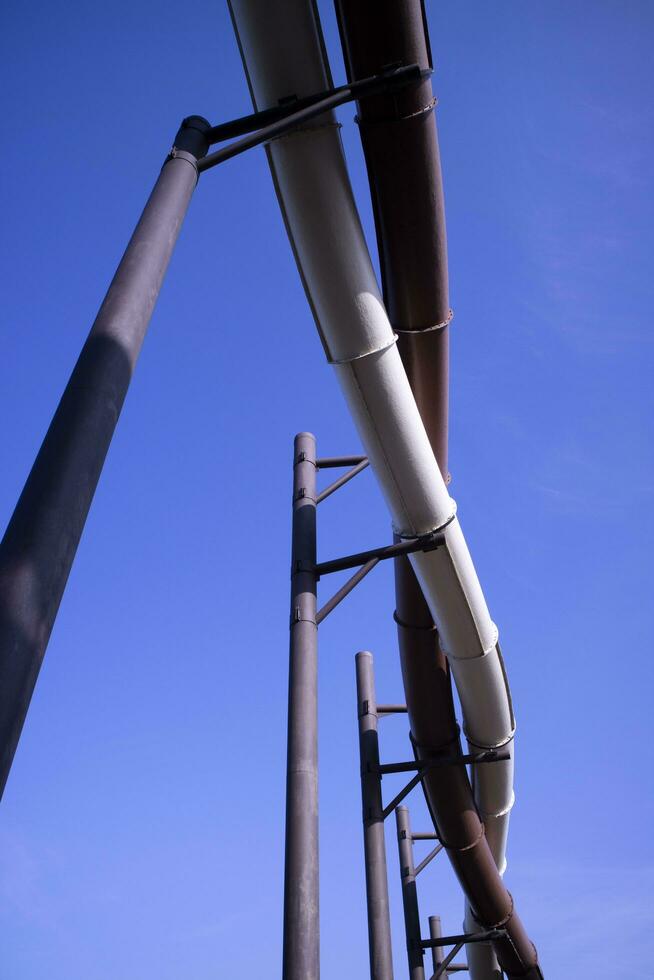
[465,729,516,752]
[442,820,485,854]
[395,310,454,335]
[392,501,457,540]
[393,609,438,632]
[464,728,516,752]
[326,332,397,365]
[444,625,500,663]
[409,726,461,755]
[476,792,516,820]
[356,96,438,127]
[165,148,200,181]
[289,615,317,628]
[469,890,515,931]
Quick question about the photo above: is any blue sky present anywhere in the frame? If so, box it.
[1,2,652,977]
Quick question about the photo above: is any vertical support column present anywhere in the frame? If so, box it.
[283,432,319,980]
[428,916,449,979]
[356,651,394,980]
[396,805,425,980]
[0,117,210,797]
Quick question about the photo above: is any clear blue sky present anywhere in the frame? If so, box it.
[1,2,652,978]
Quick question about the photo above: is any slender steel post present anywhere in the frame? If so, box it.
[283,433,319,980]
[0,118,210,798]
[396,805,426,980]
[356,651,394,980]
[429,916,449,979]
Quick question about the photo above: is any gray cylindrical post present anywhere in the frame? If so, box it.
[356,651,394,980]
[0,118,210,798]
[283,432,318,980]
[428,916,449,979]
[396,805,425,980]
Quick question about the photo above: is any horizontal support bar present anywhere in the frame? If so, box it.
[379,751,509,820]
[206,66,424,144]
[315,558,378,624]
[411,832,440,840]
[316,458,369,504]
[315,455,367,469]
[377,704,408,715]
[198,64,426,172]
[421,929,505,950]
[377,749,510,775]
[314,525,449,578]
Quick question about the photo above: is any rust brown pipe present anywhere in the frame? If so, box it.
[334,2,541,976]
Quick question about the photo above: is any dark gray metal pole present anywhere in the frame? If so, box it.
[428,916,449,979]
[356,651,394,980]
[0,118,210,798]
[283,432,319,980]
[396,805,426,980]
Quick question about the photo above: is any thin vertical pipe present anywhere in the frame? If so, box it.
[396,805,425,980]
[429,916,449,979]
[0,120,209,797]
[356,651,394,980]
[283,432,319,980]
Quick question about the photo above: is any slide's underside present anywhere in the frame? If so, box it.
[228,1,542,976]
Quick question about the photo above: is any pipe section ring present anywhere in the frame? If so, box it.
[392,500,457,539]
[395,309,454,334]
[327,332,398,365]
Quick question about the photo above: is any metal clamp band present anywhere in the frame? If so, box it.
[395,309,454,335]
[327,332,398,365]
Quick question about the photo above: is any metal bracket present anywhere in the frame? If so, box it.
[414,842,444,877]
[379,750,509,821]
[316,458,369,504]
[312,513,455,623]
[196,63,427,173]
[377,703,408,716]
[315,521,452,578]
[423,930,506,980]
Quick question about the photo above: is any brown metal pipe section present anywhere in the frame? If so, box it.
[334,2,541,976]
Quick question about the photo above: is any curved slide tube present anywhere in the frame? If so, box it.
[228,2,540,976]
[333,3,512,976]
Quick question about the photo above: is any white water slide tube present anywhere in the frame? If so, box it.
[229,0,515,963]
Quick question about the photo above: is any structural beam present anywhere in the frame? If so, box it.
[356,652,394,980]
[0,117,211,797]
[396,806,425,980]
[283,433,319,980]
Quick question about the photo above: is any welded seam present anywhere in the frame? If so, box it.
[446,624,501,663]
[356,96,438,126]
[393,502,457,540]
[327,332,398,365]
[409,727,461,755]
[476,793,516,820]
[442,820,485,854]
[393,610,438,631]
[395,309,453,334]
